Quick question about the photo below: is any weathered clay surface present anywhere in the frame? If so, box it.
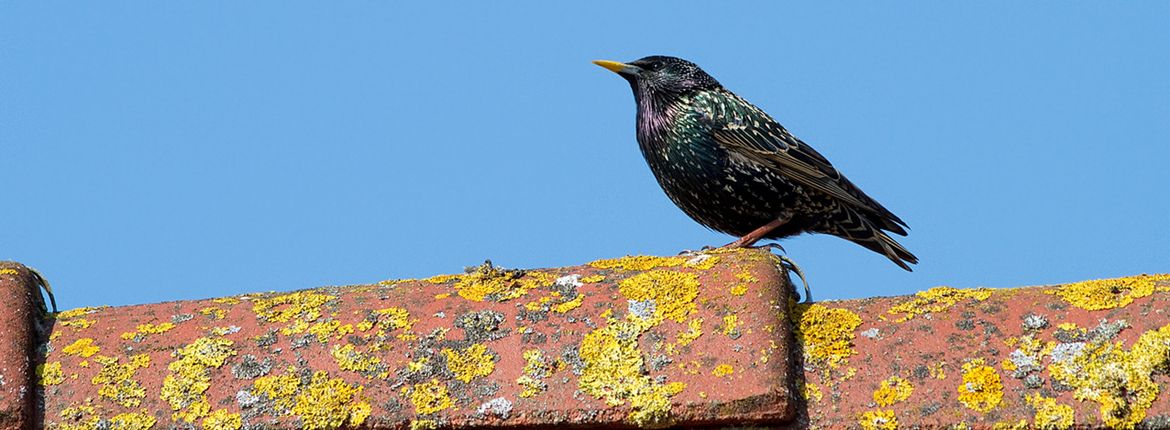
[30,249,795,430]
[10,252,1170,430]
[794,274,1170,430]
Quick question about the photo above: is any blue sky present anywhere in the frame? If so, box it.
[3,2,1168,309]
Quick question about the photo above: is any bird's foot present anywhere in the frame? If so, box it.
[757,242,787,254]
[678,245,717,256]
[773,253,812,303]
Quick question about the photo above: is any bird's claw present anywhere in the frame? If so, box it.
[773,254,812,303]
[677,245,718,256]
[29,267,58,315]
[758,242,787,254]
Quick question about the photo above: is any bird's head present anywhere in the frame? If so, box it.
[593,56,722,95]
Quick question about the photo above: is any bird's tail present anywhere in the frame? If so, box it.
[832,208,918,271]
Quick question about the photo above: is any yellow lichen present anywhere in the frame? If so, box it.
[199,307,226,319]
[406,357,431,373]
[292,372,371,430]
[1047,323,1170,429]
[93,354,151,407]
[56,306,103,319]
[552,294,584,313]
[731,271,757,296]
[791,303,862,369]
[161,337,237,423]
[56,404,100,430]
[618,270,700,323]
[873,376,913,407]
[253,368,302,411]
[281,320,310,335]
[517,375,544,398]
[1004,334,1051,375]
[212,296,241,305]
[433,293,451,299]
[252,368,370,429]
[410,419,438,430]
[428,263,555,302]
[588,255,687,271]
[60,318,96,329]
[524,297,551,312]
[757,347,772,365]
[121,322,177,340]
[957,358,1003,413]
[410,379,454,415]
[37,361,64,385]
[109,411,156,430]
[0,268,18,275]
[581,274,605,283]
[251,290,336,323]
[859,409,898,430]
[138,322,176,334]
[63,338,100,357]
[424,274,460,284]
[442,343,496,383]
[303,320,354,342]
[1026,393,1074,430]
[372,307,414,332]
[1054,322,1086,338]
[202,409,242,430]
[517,349,551,398]
[887,286,993,322]
[1049,274,1170,311]
[928,362,947,380]
[802,381,823,403]
[674,318,703,348]
[579,314,685,427]
[332,344,382,375]
[628,382,686,426]
[712,364,734,377]
[722,314,739,336]
[993,420,1028,430]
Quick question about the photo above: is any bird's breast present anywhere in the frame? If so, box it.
[635,109,801,236]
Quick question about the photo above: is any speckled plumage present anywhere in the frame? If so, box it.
[597,56,918,270]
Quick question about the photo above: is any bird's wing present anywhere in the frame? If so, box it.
[701,93,909,234]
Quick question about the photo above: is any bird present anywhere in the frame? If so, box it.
[593,55,917,271]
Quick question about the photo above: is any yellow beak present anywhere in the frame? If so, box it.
[592,60,631,74]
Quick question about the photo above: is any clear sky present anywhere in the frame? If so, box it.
[3,2,1168,309]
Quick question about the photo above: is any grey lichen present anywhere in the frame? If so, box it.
[1021,313,1049,330]
[476,397,513,419]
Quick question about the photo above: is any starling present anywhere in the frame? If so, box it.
[594,56,918,270]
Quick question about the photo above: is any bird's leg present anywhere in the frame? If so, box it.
[722,217,789,249]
